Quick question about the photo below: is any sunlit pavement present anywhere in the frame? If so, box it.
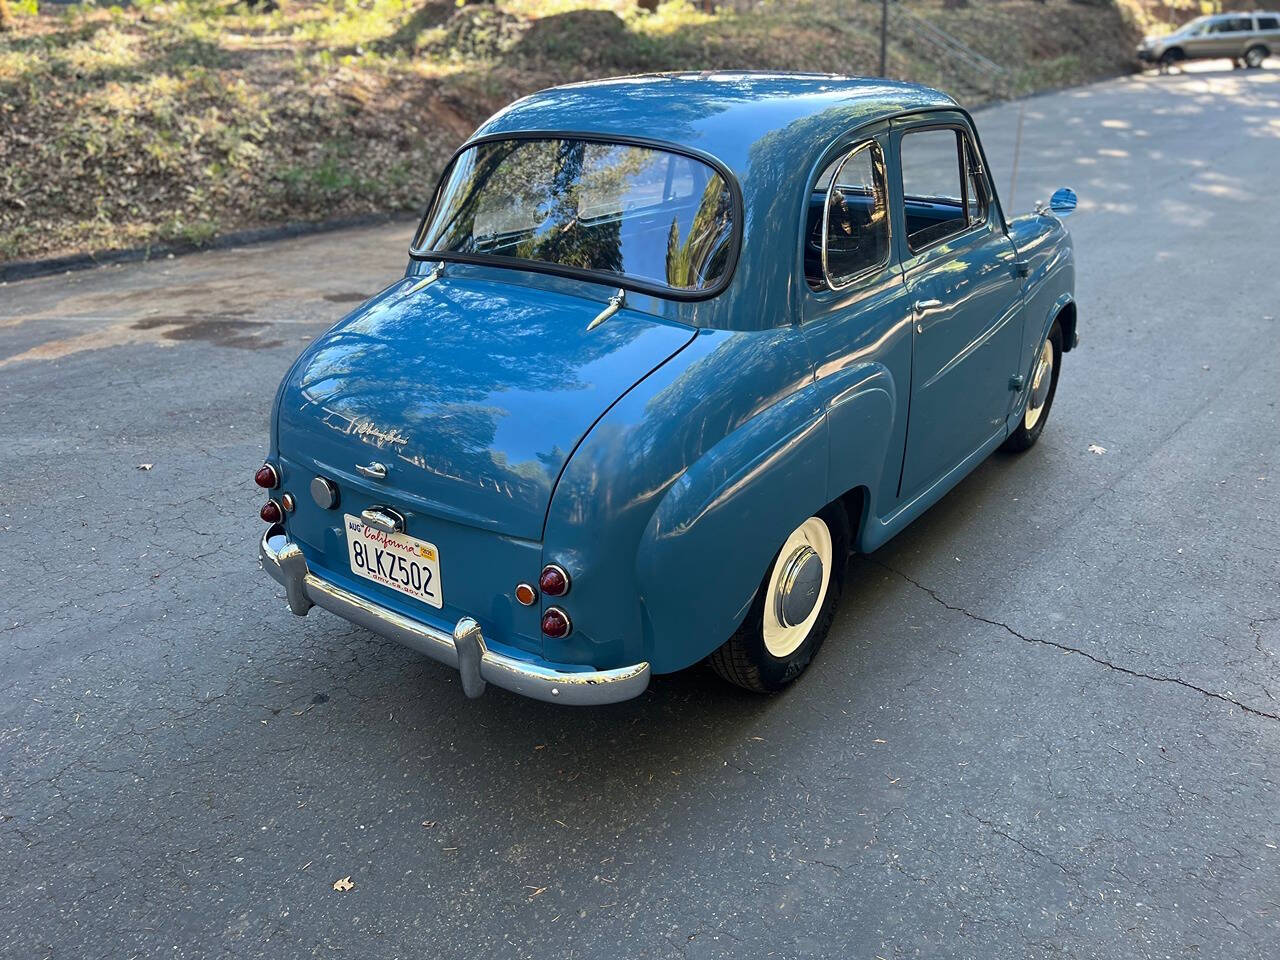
[2,67,1278,959]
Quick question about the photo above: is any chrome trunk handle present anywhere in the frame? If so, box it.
[360,507,405,534]
[355,461,387,480]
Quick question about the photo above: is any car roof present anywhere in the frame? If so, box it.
[463,73,962,326]
[471,72,956,178]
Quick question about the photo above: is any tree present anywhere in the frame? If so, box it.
[0,0,13,32]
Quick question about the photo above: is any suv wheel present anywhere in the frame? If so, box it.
[1159,48,1185,72]
[1245,45,1269,69]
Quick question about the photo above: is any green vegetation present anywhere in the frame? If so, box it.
[1,0,1140,263]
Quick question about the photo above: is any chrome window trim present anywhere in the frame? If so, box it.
[962,133,992,229]
[820,139,892,293]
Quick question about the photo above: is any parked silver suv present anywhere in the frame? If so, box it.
[1138,12,1279,70]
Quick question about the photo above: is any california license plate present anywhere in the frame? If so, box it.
[344,514,442,609]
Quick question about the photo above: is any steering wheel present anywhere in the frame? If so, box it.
[808,189,865,254]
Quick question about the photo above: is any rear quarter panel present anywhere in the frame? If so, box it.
[542,325,826,674]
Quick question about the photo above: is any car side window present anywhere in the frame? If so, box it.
[1260,16,1279,30]
[804,141,890,290]
[900,127,969,253]
[1209,17,1251,33]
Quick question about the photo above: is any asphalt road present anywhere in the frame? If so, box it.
[3,67,1279,960]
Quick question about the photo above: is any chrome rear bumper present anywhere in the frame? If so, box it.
[258,525,649,705]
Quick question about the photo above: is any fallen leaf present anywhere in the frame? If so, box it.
[333,876,354,892]
[1087,443,1107,455]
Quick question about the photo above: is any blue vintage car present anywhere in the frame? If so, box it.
[258,73,1077,705]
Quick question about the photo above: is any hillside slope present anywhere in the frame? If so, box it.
[0,0,1139,264]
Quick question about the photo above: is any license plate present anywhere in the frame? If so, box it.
[344,514,442,609]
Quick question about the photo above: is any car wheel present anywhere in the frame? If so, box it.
[1002,321,1063,453]
[708,506,847,693]
[1245,45,1268,69]
[1159,49,1184,71]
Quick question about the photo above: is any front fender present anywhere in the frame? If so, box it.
[1009,214,1074,356]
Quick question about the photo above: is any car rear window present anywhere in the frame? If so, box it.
[1258,15,1279,29]
[412,138,738,296]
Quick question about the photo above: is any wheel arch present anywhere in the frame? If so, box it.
[1054,298,1078,353]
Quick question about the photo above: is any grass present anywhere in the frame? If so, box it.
[1,0,1142,263]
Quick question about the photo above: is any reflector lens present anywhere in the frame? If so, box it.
[515,583,537,606]
[260,500,283,524]
[539,564,570,597]
[255,463,279,489]
[541,607,571,638]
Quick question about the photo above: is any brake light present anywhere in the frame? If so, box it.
[260,500,283,523]
[539,564,570,597]
[255,463,279,489]
[541,607,571,638]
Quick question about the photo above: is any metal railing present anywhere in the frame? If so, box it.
[892,4,1013,99]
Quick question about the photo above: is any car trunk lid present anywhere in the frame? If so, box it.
[276,273,695,542]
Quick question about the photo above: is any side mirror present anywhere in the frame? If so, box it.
[1038,187,1078,218]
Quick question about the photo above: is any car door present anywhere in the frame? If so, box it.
[1229,16,1260,57]
[1259,14,1280,48]
[1199,17,1243,58]
[1179,18,1213,58]
[796,127,914,515]
[893,116,1023,501]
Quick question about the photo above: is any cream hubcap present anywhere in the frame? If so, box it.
[1024,337,1054,431]
[762,516,833,658]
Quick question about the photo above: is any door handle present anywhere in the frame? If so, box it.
[913,299,943,333]
[355,461,387,480]
[360,506,405,534]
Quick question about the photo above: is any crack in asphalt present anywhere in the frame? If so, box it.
[872,561,1280,723]
[963,810,1078,880]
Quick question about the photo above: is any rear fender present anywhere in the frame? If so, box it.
[636,387,827,673]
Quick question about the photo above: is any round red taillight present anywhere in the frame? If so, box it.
[541,607,571,639]
[255,463,279,489]
[539,564,570,597]
[260,500,283,524]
